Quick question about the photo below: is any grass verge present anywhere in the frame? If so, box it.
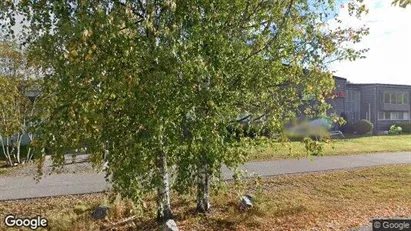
[249,134,411,161]
[1,135,410,175]
[0,160,34,176]
[1,164,411,230]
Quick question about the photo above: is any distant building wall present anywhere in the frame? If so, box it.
[326,77,346,116]
[375,86,411,130]
[340,82,411,131]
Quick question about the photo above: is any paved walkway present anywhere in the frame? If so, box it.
[1,152,410,201]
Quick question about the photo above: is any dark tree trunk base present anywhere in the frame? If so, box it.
[196,204,211,214]
[157,209,173,224]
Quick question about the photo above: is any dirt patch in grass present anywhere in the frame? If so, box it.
[1,165,411,230]
[249,134,411,161]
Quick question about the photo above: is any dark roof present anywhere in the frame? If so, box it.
[346,84,362,90]
[347,83,411,89]
[332,75,347,80]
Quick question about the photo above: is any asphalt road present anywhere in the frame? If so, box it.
[1,152,410,201]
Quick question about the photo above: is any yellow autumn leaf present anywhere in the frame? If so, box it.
[70,49,78,57]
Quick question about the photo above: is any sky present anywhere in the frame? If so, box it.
[329,0,411,85]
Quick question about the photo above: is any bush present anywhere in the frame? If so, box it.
[243,124,259,138]
[226,123,273,139]
[340,121,355,134]
[244,123,270,138]
[226,124,242,139]
[226,123,258,139]
[261,126,273,137]
[389,124,402,135]
[398,122,411,133]
[354,119,374,135]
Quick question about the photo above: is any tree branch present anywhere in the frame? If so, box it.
[229,0,295,89]
[243,0,295,62]
[118,1,146,24]
[101,215,138,231]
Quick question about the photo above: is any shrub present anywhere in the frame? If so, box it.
[261,126,273,137]
[226,124,243,139]
[340,121,354,134]
[389,124,402,135]
[354,119,373,135]
[244,124,259,138]
[246,124,270,138]
[398,122,411,133]
[226,123,263,139]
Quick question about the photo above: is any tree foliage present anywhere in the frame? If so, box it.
[0,40,39,166]
[392,0,411,8]
[1,0,369,225]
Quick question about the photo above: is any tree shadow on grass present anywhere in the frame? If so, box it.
[193,201,266,230]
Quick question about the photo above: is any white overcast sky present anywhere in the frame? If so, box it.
[329,0,411,85]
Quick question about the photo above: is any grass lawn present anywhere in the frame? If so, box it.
[1,164,411,230]
[1,134,410,176]
[0,161,8,175]
[0,160,37,176]
[0,160,18,176]
[248,134,411,161]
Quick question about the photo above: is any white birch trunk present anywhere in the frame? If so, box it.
[196,151,211,213]
[156,149,173,222]
[0,136,13,166]
[7,137,15,164]
[15,133,22,164]
[26,133,34,162]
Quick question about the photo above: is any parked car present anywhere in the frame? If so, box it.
[287,117,344,138]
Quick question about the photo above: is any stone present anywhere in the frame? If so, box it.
[240,194,253,209]
[162,219,179,231]
[102,161,109,169]
[91,205,109,220]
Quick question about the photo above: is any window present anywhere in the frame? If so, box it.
[345,90,360,113]
[385,112,391,119]
[397,93,403,104]
[391,94,397,104]
[378,111,410,120]
[346,90,354,112]
[384,92,390,103]
[347,90,352,101]
[383,92,409,104]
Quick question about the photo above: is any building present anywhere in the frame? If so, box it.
[15,75,411,132]
[328,76,411,131]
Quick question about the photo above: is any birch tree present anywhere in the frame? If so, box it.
[171,0,369,212]
[1,0,369,226]
[0,40,39,166]
[2,0,188,223]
